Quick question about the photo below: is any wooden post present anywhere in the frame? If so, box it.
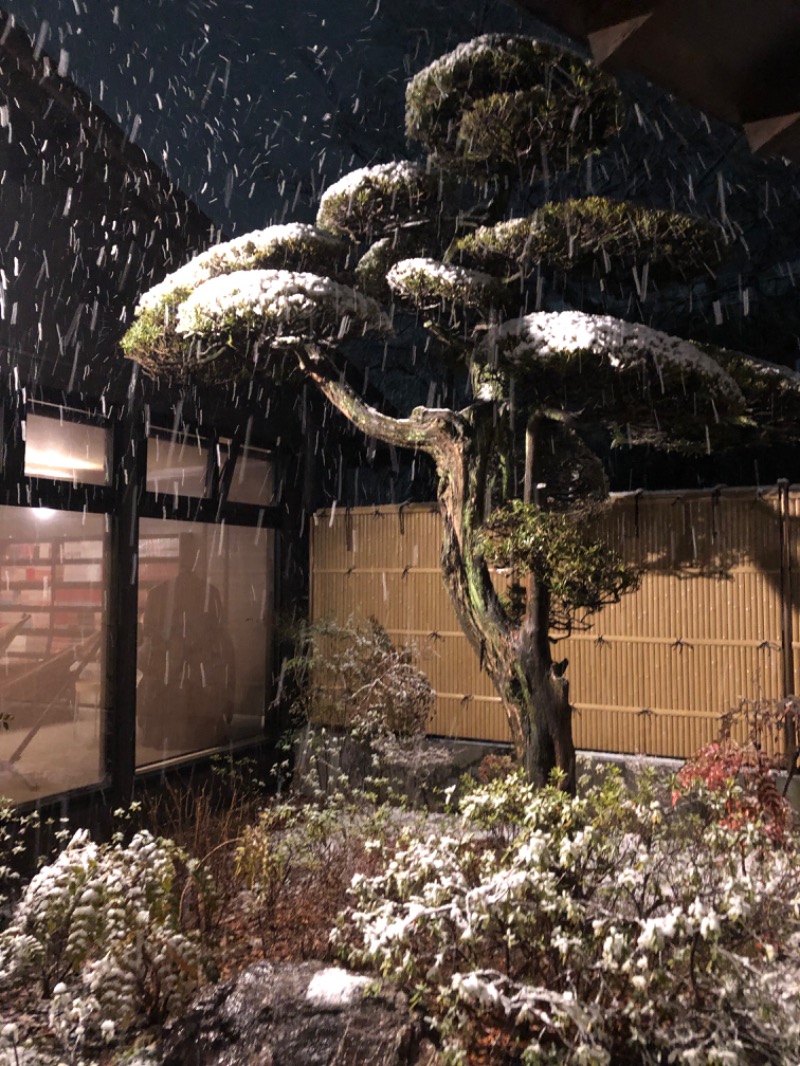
[106,378,146,807]
[778,479,797,764]
[524,415,536,505]
[0,381,25,483]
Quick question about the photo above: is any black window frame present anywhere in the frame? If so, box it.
[0,379,283,809]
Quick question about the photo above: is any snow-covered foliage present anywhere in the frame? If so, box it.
[355,236,421,298]
[0,830,203,1049]
[137,223,344,313]
[711,347,800,435]
[123,227,352,381]
[306,967,370,1008]
[176,268,391,347]
[387,257,503,309]
[288,616,434,741]
[316,161,439,240]
[338,769,800,1064]
[483,311,743,399]
[405,35,620,170]
[0,800,43,911]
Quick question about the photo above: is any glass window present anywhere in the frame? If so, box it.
[135,519,273,767]
[24,412,109,485]
[0,506,109,802]
[146,433,209,498]
[220,441,275,506]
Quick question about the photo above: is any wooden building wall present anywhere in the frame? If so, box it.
[311,487,799,760]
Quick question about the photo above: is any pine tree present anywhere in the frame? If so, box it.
[123,35,800,790]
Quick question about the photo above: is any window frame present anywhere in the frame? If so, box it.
[0,381,283,809]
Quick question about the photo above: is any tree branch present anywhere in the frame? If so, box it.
[298,343,464,454]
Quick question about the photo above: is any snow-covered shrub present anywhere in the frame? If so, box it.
[0,829,204,1047]
[338,768,800,1065]
[233,791,412,960]
[235,800,355,908]
[284,617,449,801]
[288,617,434,744]
[0,829,103,996]
[0,799,43,912]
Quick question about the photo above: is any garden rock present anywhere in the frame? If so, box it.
[160,960,431,1066]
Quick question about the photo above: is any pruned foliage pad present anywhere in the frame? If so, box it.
[456,197,725,283]
[316,162,442,242]
[405,35,621,173]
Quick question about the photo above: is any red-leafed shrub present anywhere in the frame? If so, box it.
[673,697,800,844]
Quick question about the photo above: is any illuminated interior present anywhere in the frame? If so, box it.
[24,412,109,486]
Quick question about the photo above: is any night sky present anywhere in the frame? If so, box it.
[4,0,800,378]
[1,0,545,233]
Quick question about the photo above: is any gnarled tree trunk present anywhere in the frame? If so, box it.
[301,346,576,790]
[433,425,575,790]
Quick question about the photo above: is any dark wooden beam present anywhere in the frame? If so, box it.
[514,0,800,163]
[587,13,654,64]
[745,112,800,159]
[514,0,659,39]
[0,381,25,483]
[105,394,146,808]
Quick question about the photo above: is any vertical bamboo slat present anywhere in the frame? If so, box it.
[311,490,796,760]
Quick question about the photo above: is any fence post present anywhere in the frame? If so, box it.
[778,479,797,763]
[106,390,146,808]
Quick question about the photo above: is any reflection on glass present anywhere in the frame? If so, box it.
[0,507,108,803]
[136,519,272,766]
[220,442,274,506]
[24,413,109,485]
[146,434,209,498]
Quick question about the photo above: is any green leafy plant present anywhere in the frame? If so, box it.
[478,502,640,631]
